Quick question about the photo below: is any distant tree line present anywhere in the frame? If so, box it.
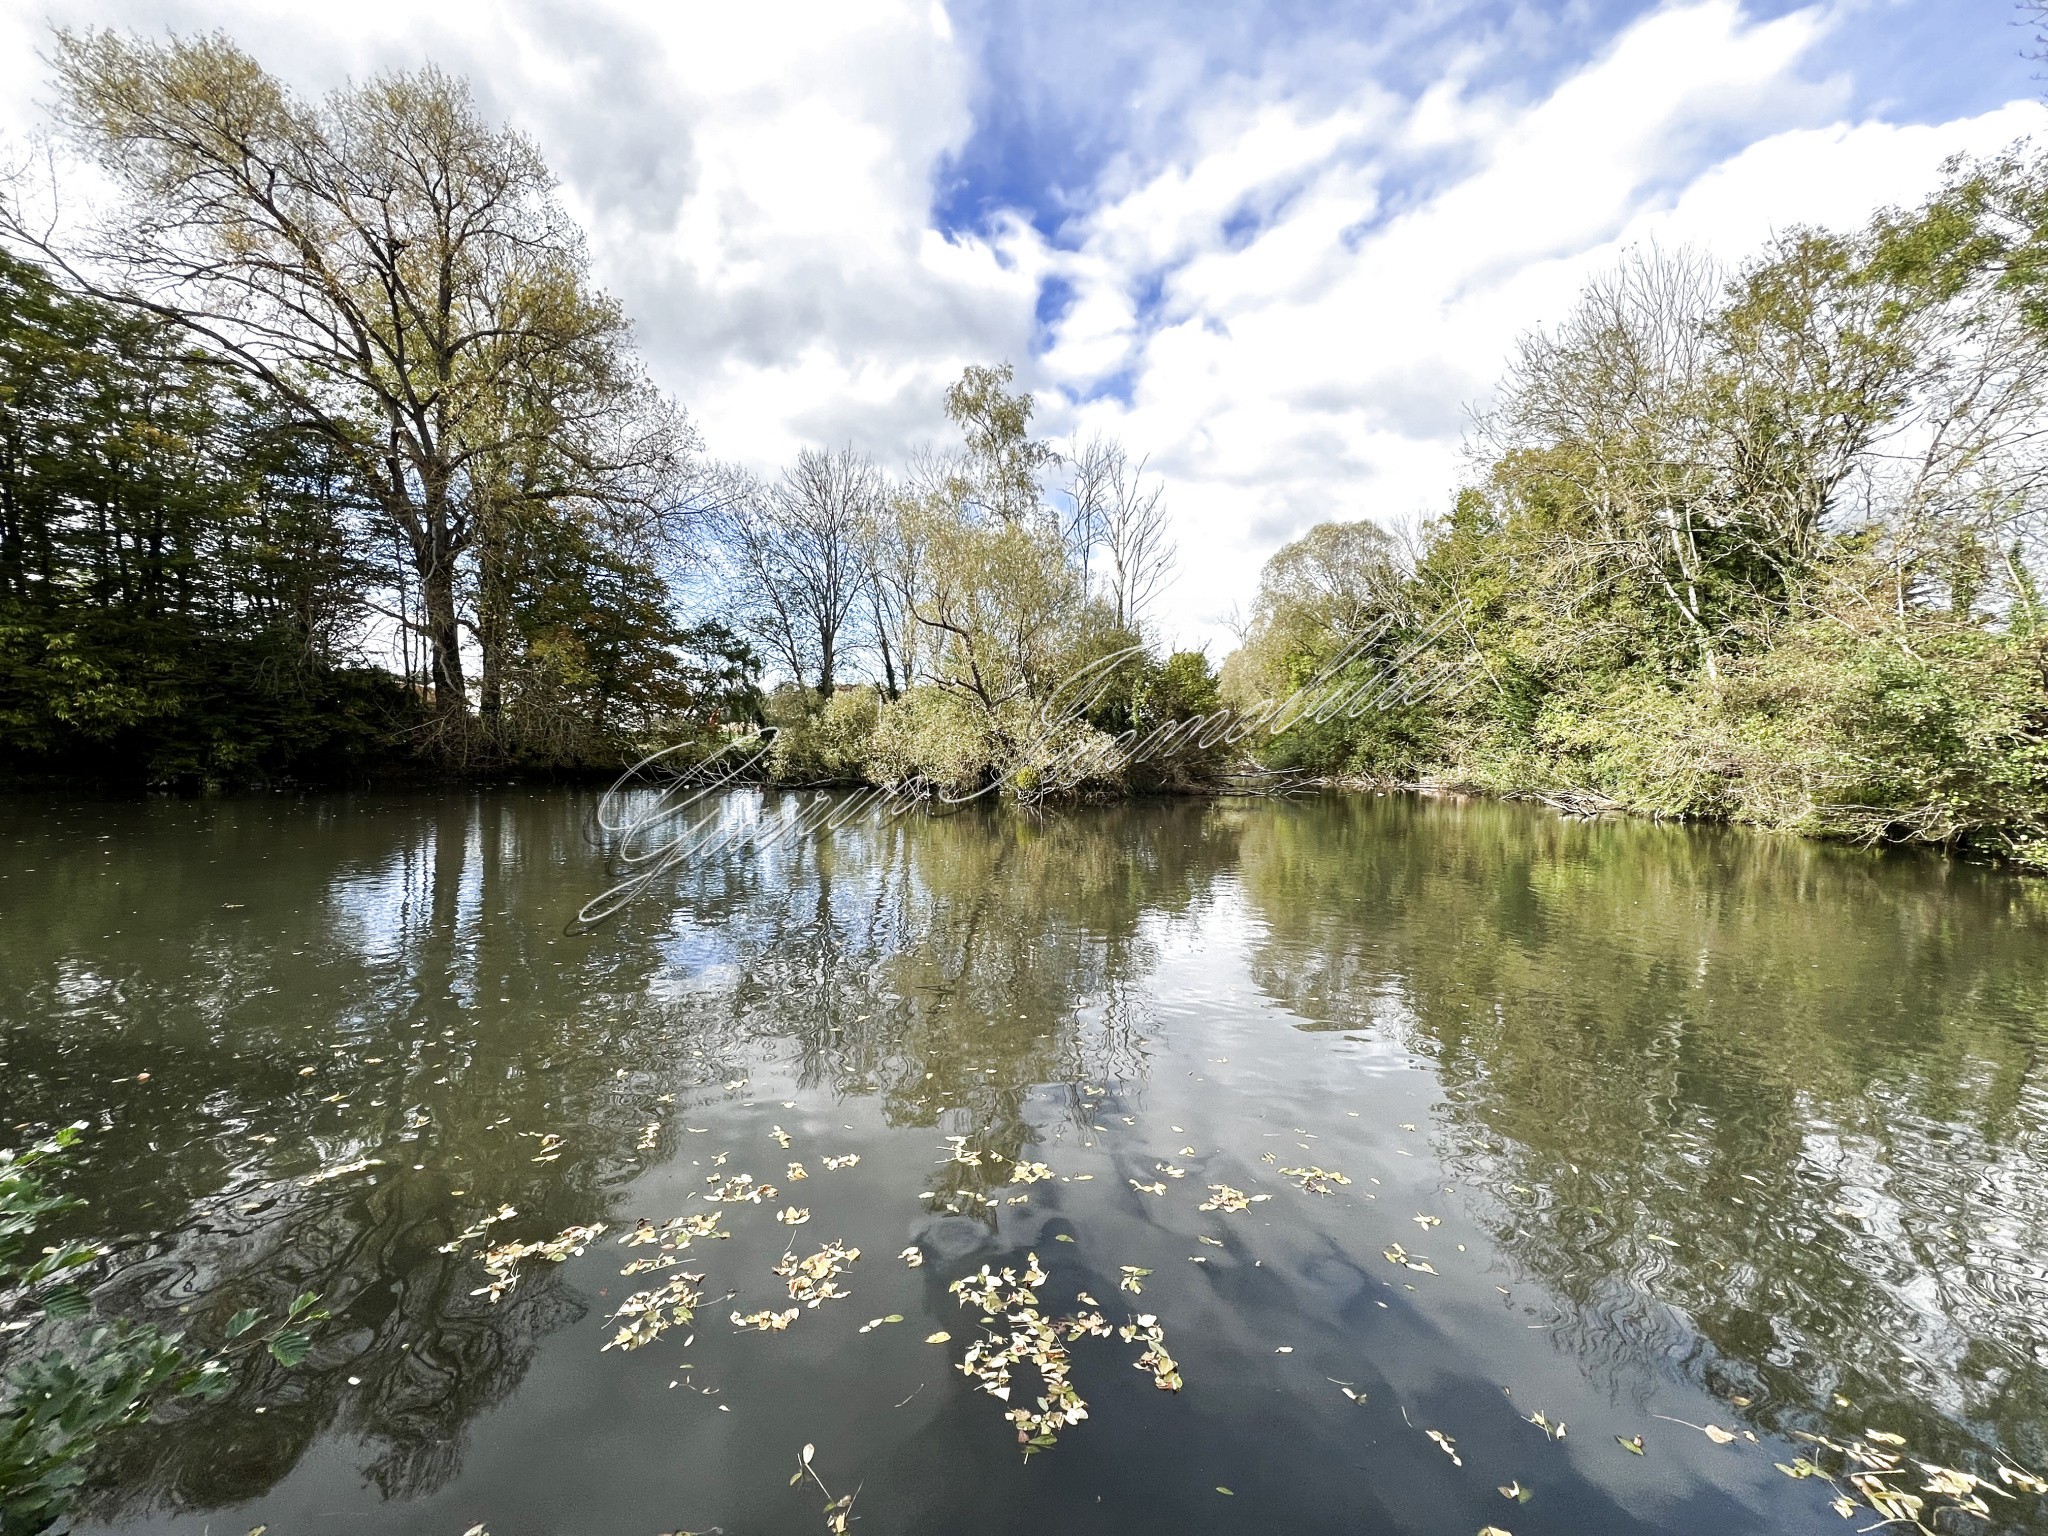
[705,361,1209,801]
[0,29,1199,792]
[16,26,2043,864]
[1226,149,2048,866]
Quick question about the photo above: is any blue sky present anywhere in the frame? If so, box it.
[937,0,2038,239]
[2,0,2043,645]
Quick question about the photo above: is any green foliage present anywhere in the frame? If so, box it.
[0,247,422,786]
[866,686,1002,795]
[0,242,741,784]
[764,685,881,784]
[1123,650,1229,788]
[0,1128,325,1533]
[942,363,1057,524]
[1223,147,2048,864]
[1,1320,215,1533]
[1719,621,2048,858]
[488,512,760,770]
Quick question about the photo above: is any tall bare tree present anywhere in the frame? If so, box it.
[712,447,881,694]
[779,446,881,695]
[8,30,690,729]
[860,457,941,698]
[1063,433,1175,630]
[1097,444,1174,630]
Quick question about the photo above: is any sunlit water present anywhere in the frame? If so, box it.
[4,789,2047,1535]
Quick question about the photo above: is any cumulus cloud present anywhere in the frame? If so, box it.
[0,0,1035,466]
[1,0,2042,650]
[1036,1,2048,646]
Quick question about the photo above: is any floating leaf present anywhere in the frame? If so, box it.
[603,1270,705,1351]
[1278,1166,1350,1195]
[1617,1434,1645,1455]
[925,1330,951,1344]
[774,1241,861,1307]
[1702,1424,1737,1445]
[1426,1429,1463,1466]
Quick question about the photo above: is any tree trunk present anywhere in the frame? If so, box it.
[876,622,898,700]
[420,538,467,724]
[477,510,510,731]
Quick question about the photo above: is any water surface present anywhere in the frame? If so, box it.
[3,789,2046,1535]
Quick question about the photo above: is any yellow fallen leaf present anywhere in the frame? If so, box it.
[924,1330,951,1344]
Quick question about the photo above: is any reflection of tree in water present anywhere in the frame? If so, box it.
[80,1180,586,1514]
[1234,792,2048,1515]
[0,789,1241,1518]
[643,792,1243,1213]
[0,793,757,1521]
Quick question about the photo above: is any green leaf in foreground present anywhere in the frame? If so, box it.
[267,1328,313,1367]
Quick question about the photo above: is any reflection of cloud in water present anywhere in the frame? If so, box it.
[7,788,2047,1532]
[1232,791,2048,1496]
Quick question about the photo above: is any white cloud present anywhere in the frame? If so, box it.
[0,0,1033,465]
[1,0,2041,654]
[1041,0,2048,650]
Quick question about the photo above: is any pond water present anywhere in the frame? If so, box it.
[4,788,2048,1536]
